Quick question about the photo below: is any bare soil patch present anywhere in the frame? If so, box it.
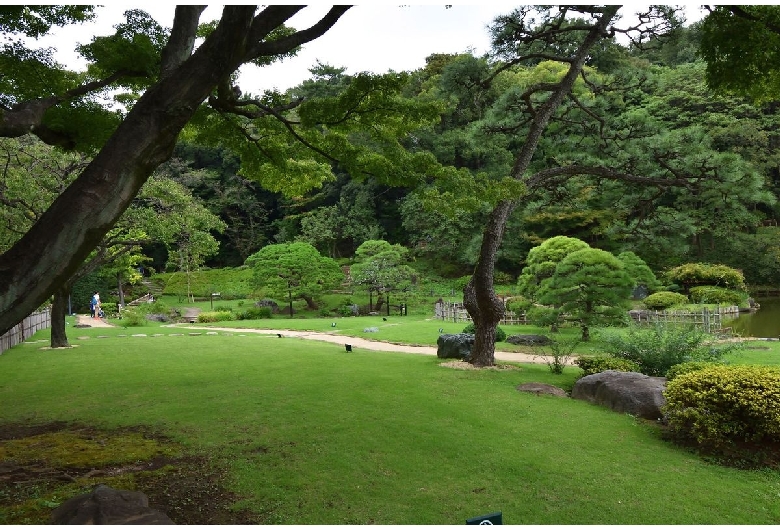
[0,422,257,524]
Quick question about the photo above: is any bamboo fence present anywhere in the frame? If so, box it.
[0,308,52,354]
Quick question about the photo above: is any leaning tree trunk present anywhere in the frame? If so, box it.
[302,294,318,310]
[464,202,514,367]
[463,6,619,366]
[50,285,72,348]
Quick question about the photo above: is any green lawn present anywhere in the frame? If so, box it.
[1,324,779,524]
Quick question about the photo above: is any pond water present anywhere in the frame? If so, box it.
[725,298,780,338]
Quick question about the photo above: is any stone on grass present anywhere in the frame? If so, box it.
[50,485,174,525]
[516,382,568,397]
[363,327,379,333]
[571,370,666,420]
[506,334,551,346]
[436,333,474,360]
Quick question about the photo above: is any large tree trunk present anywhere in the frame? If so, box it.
[116,272,126,308]
[302,294,319,310]
[0,6,350,336]
[50,285,71,348]
[463,7,619,366]
[464,203,513,367]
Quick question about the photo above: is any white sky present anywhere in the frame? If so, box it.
[37,4,707,94]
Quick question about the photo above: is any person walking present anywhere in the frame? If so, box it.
[91,292,101,319]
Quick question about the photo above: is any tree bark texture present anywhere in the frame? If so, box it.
[50,285,71,348]
[464,6,620,366]
[0,6,351,336]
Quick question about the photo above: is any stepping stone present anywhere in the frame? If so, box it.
[131,334,147,337]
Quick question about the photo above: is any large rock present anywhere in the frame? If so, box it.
[571,370,666,420]
[51,485,174,524]
[436,333,474,360]
[506,334,552,346]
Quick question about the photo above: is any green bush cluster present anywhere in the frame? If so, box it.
[665,361,724,381]
[236,306,272,320]
[462,323,506,342]
[642,291,688,310]
[599,324,739,377]
[664,263,746,291]
[197,311,233,323]
[663,365,780,450]
[688,286,747,306]
[574,356,641,377]
[119,307,146,327]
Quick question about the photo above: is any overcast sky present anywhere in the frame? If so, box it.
[39,4,707,94]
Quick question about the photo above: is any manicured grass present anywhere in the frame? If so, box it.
[1,329,779,524]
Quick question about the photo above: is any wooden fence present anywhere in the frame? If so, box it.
[628,306,739,334]
[435,301,738,334]
[0,308,51,354]
[434,301,528,325]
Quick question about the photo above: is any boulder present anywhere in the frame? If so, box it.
[436,333,474,360]
[50,485,174,525]
[506,334,552,346]
[516,383,567,397]
[255,299,280,313]
[571,370,666,420]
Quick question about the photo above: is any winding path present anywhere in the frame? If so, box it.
[171,325,563,365]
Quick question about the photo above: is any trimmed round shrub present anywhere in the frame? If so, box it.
[197,311,233,323]
[688,286,747,306]
[665,361,724,381]
[664,263,746,291]
[574,356,640,378]
[663,365,780,449]
[642,291,688,310]
[462,323,507,342]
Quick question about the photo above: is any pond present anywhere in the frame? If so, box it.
[725,297,780,338]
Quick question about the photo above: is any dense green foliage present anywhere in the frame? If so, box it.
[462,322,506,342]
[664,263,747,292]
[665,361,724,381]
[599,324,740,377]
[246,242,344,314]
[536,248,634,341]
[642,291,689,310]
[574,356,641,377]
[688,286,748,307]
[663,365,780,460]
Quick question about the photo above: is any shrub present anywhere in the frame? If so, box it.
[462,323,507,342]
[642,291,688,310]
[665,361,724,381]
[688,286,747,306]
[540,337,580,375]
[663,365,780,452]
[664,263,746,291]
[599,324,741,377]
[505,296,532,315]
[236,306,272,320]
[214,305,234,313]
[119,307,146,327]
[197,311,233,323]
[574,356,641,378]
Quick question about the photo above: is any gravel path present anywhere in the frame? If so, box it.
[172,325,565,365]
[75,314,115,328]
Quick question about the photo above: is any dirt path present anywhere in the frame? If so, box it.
[171,325,566,365]
[75,314,115,328]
